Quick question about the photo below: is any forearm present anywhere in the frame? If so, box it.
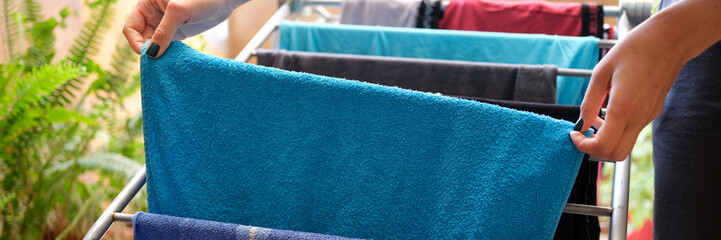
[630,0,721,63]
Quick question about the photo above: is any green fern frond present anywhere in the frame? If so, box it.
[89,35,140,100]
[22,0,41,23]
[0,63,85,118]
[2,0,19,61]
[67,1,114,64]
[50,0,115,105]
[0,192,16,211]
[0,107,93,148]
[45,152,142,180]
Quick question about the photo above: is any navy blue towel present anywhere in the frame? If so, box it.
[141,41,590,239]
[133,212,360,240]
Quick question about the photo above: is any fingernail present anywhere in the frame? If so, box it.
[147,43,159,58]
[573,118,584,132]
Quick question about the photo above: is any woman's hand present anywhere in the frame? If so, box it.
[569,31,683,161]
[123,0,246,58]
[569,0,721,161]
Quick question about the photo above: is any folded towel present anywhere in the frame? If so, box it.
[141,41,590,239]
[278,21,599,105]
[133,212,361,240]
[341,0,421,28]
[257,49,557,103]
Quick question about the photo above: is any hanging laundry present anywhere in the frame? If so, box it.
[257,50,599,239]
[279,21,599,105]
[141,41,591,239]
[453,96,601,240]
[415,0,444,28]
[256,50,557,103]
[340,0,421,28]
[133,212,363,240]
[439,0,604,38]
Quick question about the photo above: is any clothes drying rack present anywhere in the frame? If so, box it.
[85,0,643,239]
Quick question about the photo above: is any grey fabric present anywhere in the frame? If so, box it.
[257,49,557,103]
[340,0,421,28]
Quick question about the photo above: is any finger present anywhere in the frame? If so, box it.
[571,114,627,159]
[569,131,602,156]
[123,7,147,54]
[579,64,612,131]
[147,0,190,58]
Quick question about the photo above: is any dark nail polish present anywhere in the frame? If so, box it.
[147,43,159,58]
[573,118,584,132]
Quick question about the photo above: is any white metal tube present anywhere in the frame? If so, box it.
[83,166,147,240]
[558,68,593,78]
[609,155,631,240]
[113,212,135,223]
[564,203,614,217]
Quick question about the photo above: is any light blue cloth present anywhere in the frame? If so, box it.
[141,41,590,239]
[133,212,360,240]
[278,21,599,105]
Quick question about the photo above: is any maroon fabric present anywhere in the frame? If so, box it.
[439,0,583,36]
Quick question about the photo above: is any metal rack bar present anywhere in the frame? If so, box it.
[558,68,593,78]
[113,212,134,222]
[565,203,613,217]
[86,1,632,239]
[83,166,147,240]
[234,1,292,62]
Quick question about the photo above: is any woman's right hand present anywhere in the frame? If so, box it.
[123,0,247,58]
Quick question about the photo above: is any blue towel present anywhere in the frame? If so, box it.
[278,21,599,105]
[133,212,360,240]
[141,41,590,239]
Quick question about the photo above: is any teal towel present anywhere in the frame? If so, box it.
[141,41,589,239]
[278,21,599,105]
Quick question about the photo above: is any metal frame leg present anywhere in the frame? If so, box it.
[83,166,147,240]
[609,155,631,240]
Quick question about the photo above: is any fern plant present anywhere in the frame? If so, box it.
[51,0,116,106]
[0,0,146,239]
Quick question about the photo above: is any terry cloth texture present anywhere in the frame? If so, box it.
[256,49,557,103]
[454,96,600,240]
[278,21,599,105]
[653,1,721,239]
[141,41,590,239]
[256,49,596,238]
[340,0,420,28]
[133,212,361,240]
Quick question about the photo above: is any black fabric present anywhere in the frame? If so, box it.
[581,3,604,38]
[257,50,558,103]
[652,37,721,239]
[416,0,444,29]
[453,96,601,240]
[652,1,721,238]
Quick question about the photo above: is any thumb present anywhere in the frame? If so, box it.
[578,64,612,132]
[146,0,190,58]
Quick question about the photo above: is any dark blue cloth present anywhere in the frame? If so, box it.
[652,1,721,238]
[133,212,360,240]
[140,41,590,239]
